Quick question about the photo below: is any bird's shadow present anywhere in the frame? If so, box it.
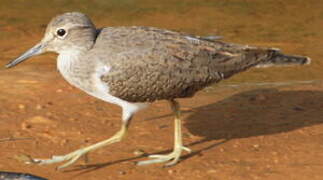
[185,88,323,140]
[65,88,323,174]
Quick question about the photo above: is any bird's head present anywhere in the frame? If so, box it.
[5,12,97,68]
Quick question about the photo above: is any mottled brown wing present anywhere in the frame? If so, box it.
[93,26,272,102]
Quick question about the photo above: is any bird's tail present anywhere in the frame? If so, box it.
[256,49,311,68]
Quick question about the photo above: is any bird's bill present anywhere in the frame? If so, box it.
[5,42,44,68]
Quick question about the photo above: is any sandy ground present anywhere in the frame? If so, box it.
[0,0,323,179]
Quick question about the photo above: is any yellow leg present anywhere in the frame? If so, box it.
[137,99,191,166]
[28,123,128,170]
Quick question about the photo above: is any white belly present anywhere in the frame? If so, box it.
[57,53,149,121]
[91,64,149,121]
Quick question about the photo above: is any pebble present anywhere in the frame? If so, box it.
[69,118,76,121]
[85,112,92,116]
[133,149,146,156]
[249,94,266,101]
[256,94,267,101]
[118,171,126,175]
[47,102,53,106]
[83,138,91,143]
[26,116,55,124]
[36,104,43,110]
[158,124,169,129]
[18,104,26,110]
[60,139,69,146]
[274,159,279,163]
[45,112,53,116]
[168,169,176,174]
[21,116,56,130]
[21,122,32,130]
[207,169,217,174]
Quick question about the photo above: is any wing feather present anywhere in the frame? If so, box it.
[90,26,270,102]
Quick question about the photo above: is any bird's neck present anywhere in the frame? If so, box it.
[57,49,87,87]
[57,50,82,71]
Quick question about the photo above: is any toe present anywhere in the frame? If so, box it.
[57,154,82,170]
[136,158,168,166]
[148,154,167,159]
[164,158,179,167]
[182,147,192,153]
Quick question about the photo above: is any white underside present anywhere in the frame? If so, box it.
[91,64,149,122]
[57,51,149,122]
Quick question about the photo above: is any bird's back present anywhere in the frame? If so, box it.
[89,26,280,102]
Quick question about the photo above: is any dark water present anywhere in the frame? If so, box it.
[0,172,46,180]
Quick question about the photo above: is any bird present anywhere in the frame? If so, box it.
[5,12,310,169]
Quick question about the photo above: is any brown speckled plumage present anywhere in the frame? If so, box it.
[92,26,299,102]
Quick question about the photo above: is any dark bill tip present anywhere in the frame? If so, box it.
[5,43,43,68]
[5,61,18,69]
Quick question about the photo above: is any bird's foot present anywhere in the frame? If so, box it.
[26,149,89,170]
[136,146,191,167]
[24,125,127,170]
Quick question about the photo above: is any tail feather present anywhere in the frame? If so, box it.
[256,49,311,68]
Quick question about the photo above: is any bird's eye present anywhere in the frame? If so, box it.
[56,29,66,37]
